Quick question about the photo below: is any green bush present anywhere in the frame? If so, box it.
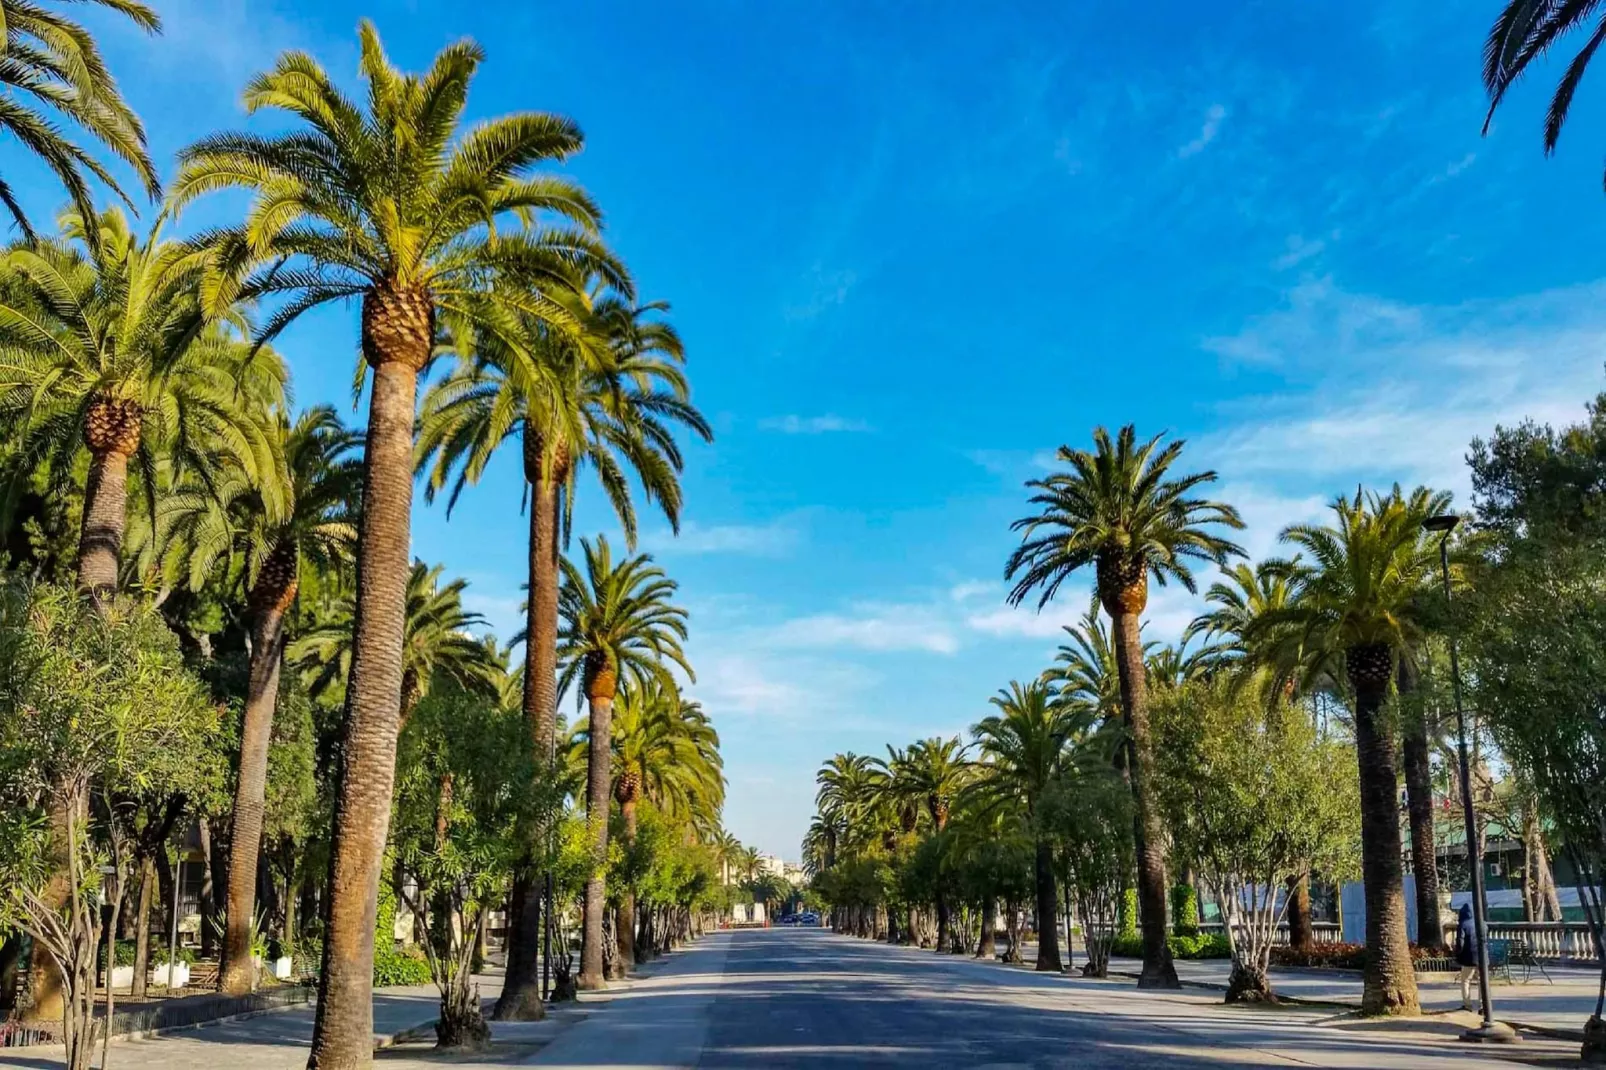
[150,946,197,967]
[1117,888,1139,941]
[373,944,431,986]
[1170,884,1199,936]
[1109,931,1231,959]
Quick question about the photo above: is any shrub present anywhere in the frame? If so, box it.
[1109,931,1231,959]
[373,945,431,986]
[150,946,197,967]
[1270,942,1365,969]
[1170,884,1199,936]
[1117,888,1139,941]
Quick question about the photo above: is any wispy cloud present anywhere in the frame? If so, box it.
[1272,233,1332,271]
[768,603,960,655]
[760,415,872,434]
[1178,103,1228,159]
[784,264,858,321]
[649,519,803,557]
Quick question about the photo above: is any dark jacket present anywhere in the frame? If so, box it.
[1454,904,1477,967]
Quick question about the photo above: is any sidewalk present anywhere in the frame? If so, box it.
[1105,954,1603,1038]
[0,975,501,1069]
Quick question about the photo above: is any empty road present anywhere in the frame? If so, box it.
[530,927,1548,1068]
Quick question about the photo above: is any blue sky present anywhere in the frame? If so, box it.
[17,0,1606,858]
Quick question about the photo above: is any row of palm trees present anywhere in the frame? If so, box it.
[808,426,1469,1016]
[1,3,721,1061]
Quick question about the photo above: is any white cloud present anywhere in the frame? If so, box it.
[649,519,802,557]
[1178,103,1228,159]
[1272,233,1329,271]
[784,264,858,321]
[759,415,872,434]
[769,604,960,655]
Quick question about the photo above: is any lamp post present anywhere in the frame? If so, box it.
[1422,513,1516,1044]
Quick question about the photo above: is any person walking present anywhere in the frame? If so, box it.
[1454,902,1479,1011]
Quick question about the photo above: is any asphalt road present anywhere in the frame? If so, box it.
[530,927,1550,1069]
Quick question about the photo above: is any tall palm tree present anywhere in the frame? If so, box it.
[901,737,971,951]
[570,680,722,972]
[1481,1,1606,185]
[167,26,621,1058]
[0,209,284,596]
[968,680,1086,973]
[1006,425,1242,988]
[815,752,880,858]
[291,560,502,721]
[557,535,690,990]
[418,294,708,1013]
[1251,489,1444,1016]
[0,0,161,240]
[153,406,361,993]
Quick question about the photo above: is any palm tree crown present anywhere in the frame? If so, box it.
[557,534,691,702]
[1482,0,1606,185]
[0,0,162,240]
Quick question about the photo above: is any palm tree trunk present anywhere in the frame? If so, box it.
[497,458,563,1019]
[222,571,293,995]
[1105,594,1180,989]
[977,899,996,958]
[77,446,131,596]
[1398,662,1444,953]
[1348,645,1420,1016]
[614,798,637,977]
[309,346,423,1069]
[1286,873,1314,952]
[578,685,615,991]
[1033,837,1062,972]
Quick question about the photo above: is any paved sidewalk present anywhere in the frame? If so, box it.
[1102,954,1604,1037]
[0,975,502,1069]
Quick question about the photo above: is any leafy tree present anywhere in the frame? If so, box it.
[1006,424,1242,988]
[1041,761,1131,978]
[168,24,621,1056]
[0,0,161,240]
[1151,679,1358,1003]
[557,535,690,989]
[0,583,218,1070]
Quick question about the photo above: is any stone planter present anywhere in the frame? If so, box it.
[108,965,135,990]
[150,961,189,989]
[272,956,294,980]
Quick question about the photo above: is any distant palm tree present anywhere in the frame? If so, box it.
[558,535,690,990]
[815,752,881,858]
[0,0,162,240]
[168,26,620,1054]
[155,406,361,994]
[1006,425,1242,988]
[1046,599,1131,729]
[902,737,971,951]
[0,209,284,596]
[1251,489,1448,1016]
[969,680,1086,973]
[1481,1,1606,184]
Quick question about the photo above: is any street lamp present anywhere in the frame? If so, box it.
[1422,513,1516,1044]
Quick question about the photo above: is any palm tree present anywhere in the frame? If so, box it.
[1481,1,1606,184]
[419,294,708,1013]
[291,561,502,721]
[153,406,360,993]
[1251,489,1444,1016]
[167,27,621,1057]
[968,680,1086,973]
[901,737,970,951]
[1006,425,1242,988]
[1045,598,1130,729]
[571,680,722,972]
[0,209,284,597]
[557,535,691,990]
[815,752,880,859]
[0,0,161,240]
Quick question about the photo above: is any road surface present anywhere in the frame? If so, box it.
[530,927,1553,1068]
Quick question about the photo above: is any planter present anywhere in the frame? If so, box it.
[150,961,190,989]
[109,965,135,990]
[272,956,294,980]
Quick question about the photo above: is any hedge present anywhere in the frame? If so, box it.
[1108,931,1231,959]
[373,945,431,986]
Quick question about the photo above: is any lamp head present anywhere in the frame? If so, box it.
[1423,514,1460,534]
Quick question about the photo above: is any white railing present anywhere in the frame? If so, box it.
[1196,922,1345,946]
[1482,922,1601,964]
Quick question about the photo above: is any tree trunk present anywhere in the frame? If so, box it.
[578,684,615,991]
[497,457,563,1019]
[199,820,220,960]
[1226,959,1276,1004]
[1285,873,1314,953]
[223,578,292,995]
[935,891,951,955]
[1104,588,1180,989]
[1348,644,1420,1016]
[131,854,156,998]
[309,315,427,1069]
[1399,663,1444,952]
[614,798,637,978]
[77,445,131,596]
[977,899,996,958]
[1033,838,1062,972]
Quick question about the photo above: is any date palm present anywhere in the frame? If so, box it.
[1250,489,1443,1016]
[0,0,161,240]
[901,737,970,950]
[815,752,881,859]
[1481,0,1606,185]
[1006,425,1242,988]
[968,680,1086,973]
[153,405,360,994]
[167,26,624,1054]
[557,535,690,990]
[0,209,283,597]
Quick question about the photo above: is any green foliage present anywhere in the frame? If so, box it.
[373,945,431,987]
[1171,884,1199,937]
[1118,888,1139,941]
[1111,931,1231,959]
